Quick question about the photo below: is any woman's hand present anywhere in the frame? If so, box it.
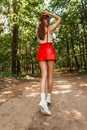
[42,11,61,32]
[42,11,49,16]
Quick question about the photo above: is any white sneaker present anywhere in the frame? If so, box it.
[39,101,48,110]
[46,99,52,104]
[39,101,52,116]
[41,109,52,116]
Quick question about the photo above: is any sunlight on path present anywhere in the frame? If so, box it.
[0,74,87,130]
[50,74,87,130]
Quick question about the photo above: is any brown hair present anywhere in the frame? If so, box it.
[37,15,50,40]
[37,16,45,40]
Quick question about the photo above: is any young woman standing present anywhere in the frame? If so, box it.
[36,11,61,115]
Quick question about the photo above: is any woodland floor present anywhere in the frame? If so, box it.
[0,71,87,130]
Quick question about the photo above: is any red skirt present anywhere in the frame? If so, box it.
[37,42,56,62]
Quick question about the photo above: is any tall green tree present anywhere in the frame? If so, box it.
[50,0,87,71]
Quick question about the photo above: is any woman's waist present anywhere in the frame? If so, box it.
[39,42,53,45]
[39,42,53,48]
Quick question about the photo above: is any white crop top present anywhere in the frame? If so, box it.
[39,29,53,44]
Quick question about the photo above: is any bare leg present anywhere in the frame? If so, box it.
[47,60,55,93]
[39,61,47,93]
[46,60,55,104]
[38,61,52,115]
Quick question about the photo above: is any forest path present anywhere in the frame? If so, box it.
[0,71,87,130]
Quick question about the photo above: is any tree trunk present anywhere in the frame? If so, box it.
[81,0,87,70]
[66,35,71,70]
[70,27,80,70]
[11,0,20,75]
[12,25,18,75]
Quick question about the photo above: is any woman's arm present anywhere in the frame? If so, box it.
[43,11,61,32]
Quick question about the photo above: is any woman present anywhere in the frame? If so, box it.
[36,11,61,115]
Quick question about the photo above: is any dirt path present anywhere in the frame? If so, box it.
[0,72,87,130]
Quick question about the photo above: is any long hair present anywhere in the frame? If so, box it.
[37,16,45,40]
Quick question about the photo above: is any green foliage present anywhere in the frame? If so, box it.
[51,0,87,70]
[0,0,45,76]
[0,0,87,77]
[0,34,11,72]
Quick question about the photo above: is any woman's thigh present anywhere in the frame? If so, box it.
[39,61,47,78]
[47,61,55,78]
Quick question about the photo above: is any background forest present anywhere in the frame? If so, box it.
[0,0,87,77]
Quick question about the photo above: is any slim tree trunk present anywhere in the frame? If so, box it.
[12,0,20,75]
[70,26,80,70]
[81,0,87,69]
[66,35,71,70]
[12,23,18,75]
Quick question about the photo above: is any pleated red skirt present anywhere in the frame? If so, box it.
[37,42,56,62]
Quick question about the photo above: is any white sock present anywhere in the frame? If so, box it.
[47,93,51,101]
[40,93,46,103]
